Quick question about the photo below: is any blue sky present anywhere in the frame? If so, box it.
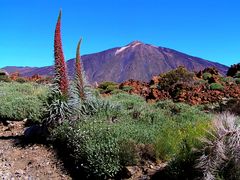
[0,0,240,68]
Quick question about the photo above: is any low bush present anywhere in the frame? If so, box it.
[234,71,240,78]
[158,66,194,91]
[98,81,118,89]
[53,120,121,178]
[202,72,212,80]
[235,78,240,84]
[0,75,11,82]
[221,77,235,83]
[195,79,207,85]
[110,89,126,95]
[120,85,133,92]
[0,82,49,122]
[15,77,28,83]
[227,63,240,77]
[154,101,211,161]
[209,83,224,91]
[118,139,139,166]
[98,81,118,94]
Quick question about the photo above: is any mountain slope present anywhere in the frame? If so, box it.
[3,66,39,75]
[2,41,228,83]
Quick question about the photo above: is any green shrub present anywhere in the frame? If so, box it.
[227,63,240,77]
[155,148,201,179]
[106,85,118,91]
[234,71,240,78]
[0,82,48,122]
[118,140,139,166]
[195,79,207,85]
[15,77,28,83]
[99,85,118,94]
[202,72,212,80]
[158,66,194,91]
[120,85,133,92]
[53,121,121,178]
[152,113,211,179]
[221,77,234,83]
[235,78,240,84]
[98,81,118,94]
[210,83,224,91]
[98,81,118,90]
[154,110,211,161]
[0,75,11,82]
[110,89,126,95]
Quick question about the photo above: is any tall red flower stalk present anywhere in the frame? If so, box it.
[54,10,69,96]
[75,38,85,100]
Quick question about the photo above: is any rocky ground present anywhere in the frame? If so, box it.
[119,77,240,105]
[0,120,70,180]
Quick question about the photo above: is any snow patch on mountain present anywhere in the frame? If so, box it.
[131,42,141,48]
[115,45,130,55]
[115,41,142,55]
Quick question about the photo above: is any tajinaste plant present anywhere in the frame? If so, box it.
[44,10,70,127]
[68,39,121,120]
[75,38,86,100]
[54,10,69,97]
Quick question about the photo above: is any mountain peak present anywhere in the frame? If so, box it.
[115,41,144,55]
[128,40,144,45]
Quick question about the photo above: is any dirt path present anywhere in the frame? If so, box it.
[0,120,71,180]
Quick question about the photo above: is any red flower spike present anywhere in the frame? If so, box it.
[75,38,85,100]
[54,10,69,96]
